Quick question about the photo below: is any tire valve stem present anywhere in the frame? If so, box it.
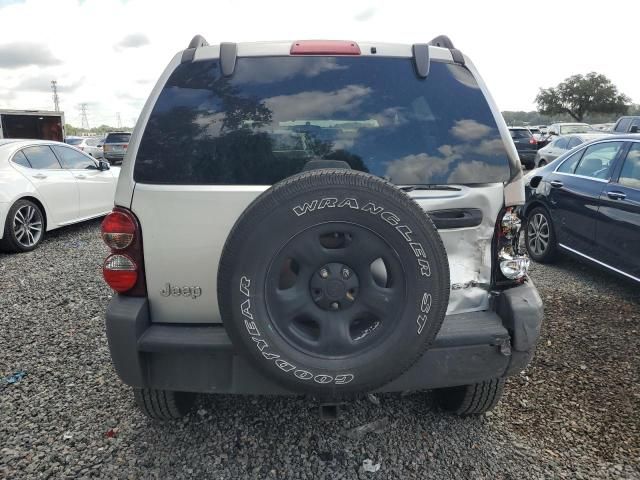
[330,302,340,310]
[320,268,329,279]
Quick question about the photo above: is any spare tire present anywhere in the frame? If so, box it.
[217,170,449,395]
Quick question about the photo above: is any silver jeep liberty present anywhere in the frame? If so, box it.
[101,35,542,420]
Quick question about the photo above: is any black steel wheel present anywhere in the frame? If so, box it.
[265,222,407,359]
[218,170,450,395]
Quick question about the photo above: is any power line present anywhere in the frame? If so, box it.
[51,80,60,112]
[80,103,89,130]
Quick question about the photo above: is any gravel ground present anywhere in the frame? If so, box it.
[1,220,638,479]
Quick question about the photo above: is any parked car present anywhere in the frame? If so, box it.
[527,127,549,147]
[547,122,594,137]
[0,139,118,252]
[509,127,538,169]
[534,133,611,167]
[612,116,640,134]
[65,136,105,159]
[591,123,615,132]
[103,132,131,165]
[101,36,541,420]
[523,135,640,282]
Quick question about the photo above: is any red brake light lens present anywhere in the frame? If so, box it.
[529,138,537,145]
[103,254,138,292]
[101,207,146,296]
[102,210,135,249]
[290,40,361,55]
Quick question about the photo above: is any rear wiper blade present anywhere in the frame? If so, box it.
[399,184,461,192]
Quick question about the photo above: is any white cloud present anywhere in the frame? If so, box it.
[450,119,492,141]
[264,85,371,123]
[0,42,60,68]
[114,33,150,51]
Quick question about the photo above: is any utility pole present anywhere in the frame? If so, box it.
[116,112,122,129]
[80,103,90,130]
[51,80,60,112]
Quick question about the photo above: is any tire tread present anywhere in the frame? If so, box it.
[435,378,506,416]
[133,388,195,420]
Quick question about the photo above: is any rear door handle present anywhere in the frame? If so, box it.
[32,173,47,180]
[606,191,626,200]
[550,180,563,188]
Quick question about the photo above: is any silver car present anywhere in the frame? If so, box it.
[534,133,611,167]
[103,132,131,165]
[65,136,105,159]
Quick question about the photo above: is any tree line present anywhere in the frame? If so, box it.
[507,72,635,126]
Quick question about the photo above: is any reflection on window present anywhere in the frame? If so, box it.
[135,57,511,185]
[574,142,623,180]
[619,144,640,189]
[557,150,583,174]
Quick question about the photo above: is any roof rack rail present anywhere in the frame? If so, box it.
[182,35,209,63]
[188,35,209,49]
[428,35,455,49]
[427,35,465,66]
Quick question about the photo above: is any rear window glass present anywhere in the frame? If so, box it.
[105,133,131,143]
[65,138,83,145]
[12,150,31,168]
[135,57,511,185]
[509,129,531,139]
[559,124,592,135]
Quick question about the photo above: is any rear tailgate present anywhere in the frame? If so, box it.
[124,46,518,325]
[132,183,502,323]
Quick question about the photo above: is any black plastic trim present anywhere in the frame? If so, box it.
[181,48,195,64]
[104,283,542,394]
[450,48,465,65]
[428,35,455,49]
[411,43,430,78]
[188,34,209,49]
[220,42,237,76]
[302,159,352,171]
[428,208,483,229]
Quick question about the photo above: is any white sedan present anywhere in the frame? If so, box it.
[0,139,120,252]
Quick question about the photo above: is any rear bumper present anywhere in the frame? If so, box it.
[105,281,543,394]
[104,153,126,162]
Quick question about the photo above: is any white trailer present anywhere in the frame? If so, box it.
[0,109,65,142]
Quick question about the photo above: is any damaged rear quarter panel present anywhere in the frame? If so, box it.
[409,183,504,314]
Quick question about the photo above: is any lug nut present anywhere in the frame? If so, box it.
[330,302,340,310]
[319,268,329,279]
[341,267,351,279]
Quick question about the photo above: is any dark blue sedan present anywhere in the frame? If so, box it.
[522,135,640,283]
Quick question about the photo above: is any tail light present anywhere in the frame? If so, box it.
[492,207,530,286]
[529,137,537,145]
[101,207,146,295]
[123,144,129,150]
[104,144,111,152]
